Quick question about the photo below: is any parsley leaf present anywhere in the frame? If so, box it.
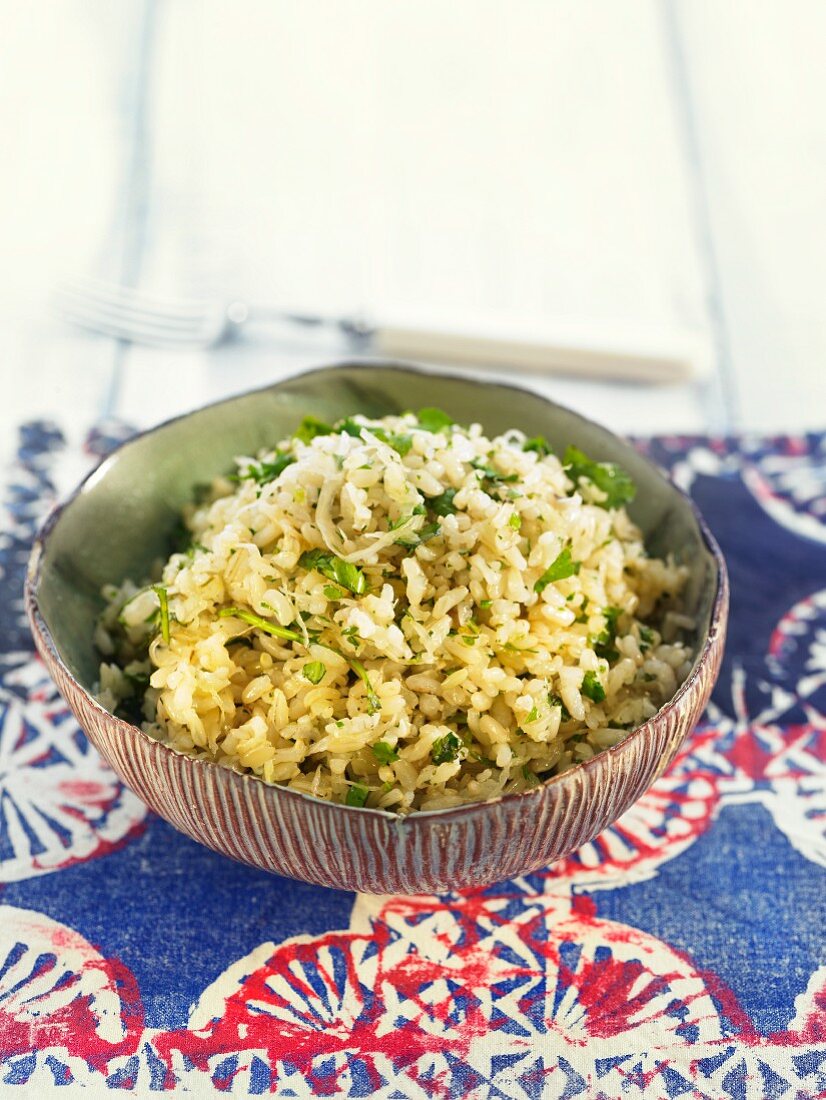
[295,416,335,443]
[323,585,344,600]
[548,693,572,721]
[417,407,455,433]
[534,547,581,593]
[336,417,364,437]
[564,445,636,509]
[299,549,368,595]
[431,731,462,765]
[345,784,369,808]
[372,741,399,765]
[523,436,551,456]
[153,585,170,643]
[639,625,655,652]
[337,420,412,457]
[591,606,623,662]
[389,434,413,456]
[235,452,295,484]
[472,459,519,487]
[582,671,606,703]
[430,488,458,516]
[395,521,441,549]
[302,661,326,684]
[508,513,522,530]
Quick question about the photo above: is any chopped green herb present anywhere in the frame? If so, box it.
[339,418,412,453]
[591,606,623,662]
[582,671,606,703]
[479,599,493,609]
[372,741,399,765]
[564,445,636,509]
[302,661,326,684]
[523,436,551,456]
[299,549,368,595]
[508,513,522,530]
[294,415,335,443]
[525,705,540,724]
[471,459,520,488]
[603,606,622,633]
[430,488,458,516]
[639,625,655,652]
[395,521,442,549]
[416,407,454,433]
[534,547,581,593]
[323,585,345,600]
[153,585,170,643]
[548,693,572,721]
[235,452,295,485]
[345,784,369,808]
[348,656,381,713]
[341,625,361,649]
[418,520,443,543]
[336,417,364,437]
[470,750,496,768]
[218,607,303,644]
[389,433,413,457]
[431,731,462,765]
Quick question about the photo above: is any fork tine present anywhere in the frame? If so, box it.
[56,282,208,330]
[56,310,214,348]
[61,276,209,318]
[55,289,210,340]
[54,293,213,347]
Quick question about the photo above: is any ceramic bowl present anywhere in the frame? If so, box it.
[26,362,728,894]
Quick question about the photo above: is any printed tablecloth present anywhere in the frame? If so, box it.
[0,422,824,1099]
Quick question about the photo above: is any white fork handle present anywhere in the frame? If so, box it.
[371,323,708,384]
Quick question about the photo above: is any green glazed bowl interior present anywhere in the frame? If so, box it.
[34,362,718,697]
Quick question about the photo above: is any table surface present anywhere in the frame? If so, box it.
[1,0,825,467]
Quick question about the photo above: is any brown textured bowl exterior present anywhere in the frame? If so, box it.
[27,532,727,897]
[25,364,729,894]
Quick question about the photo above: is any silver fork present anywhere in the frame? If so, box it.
[54,277,371,349]
[53,276,706,382]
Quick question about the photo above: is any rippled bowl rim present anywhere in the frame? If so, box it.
[26,359,729,828]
